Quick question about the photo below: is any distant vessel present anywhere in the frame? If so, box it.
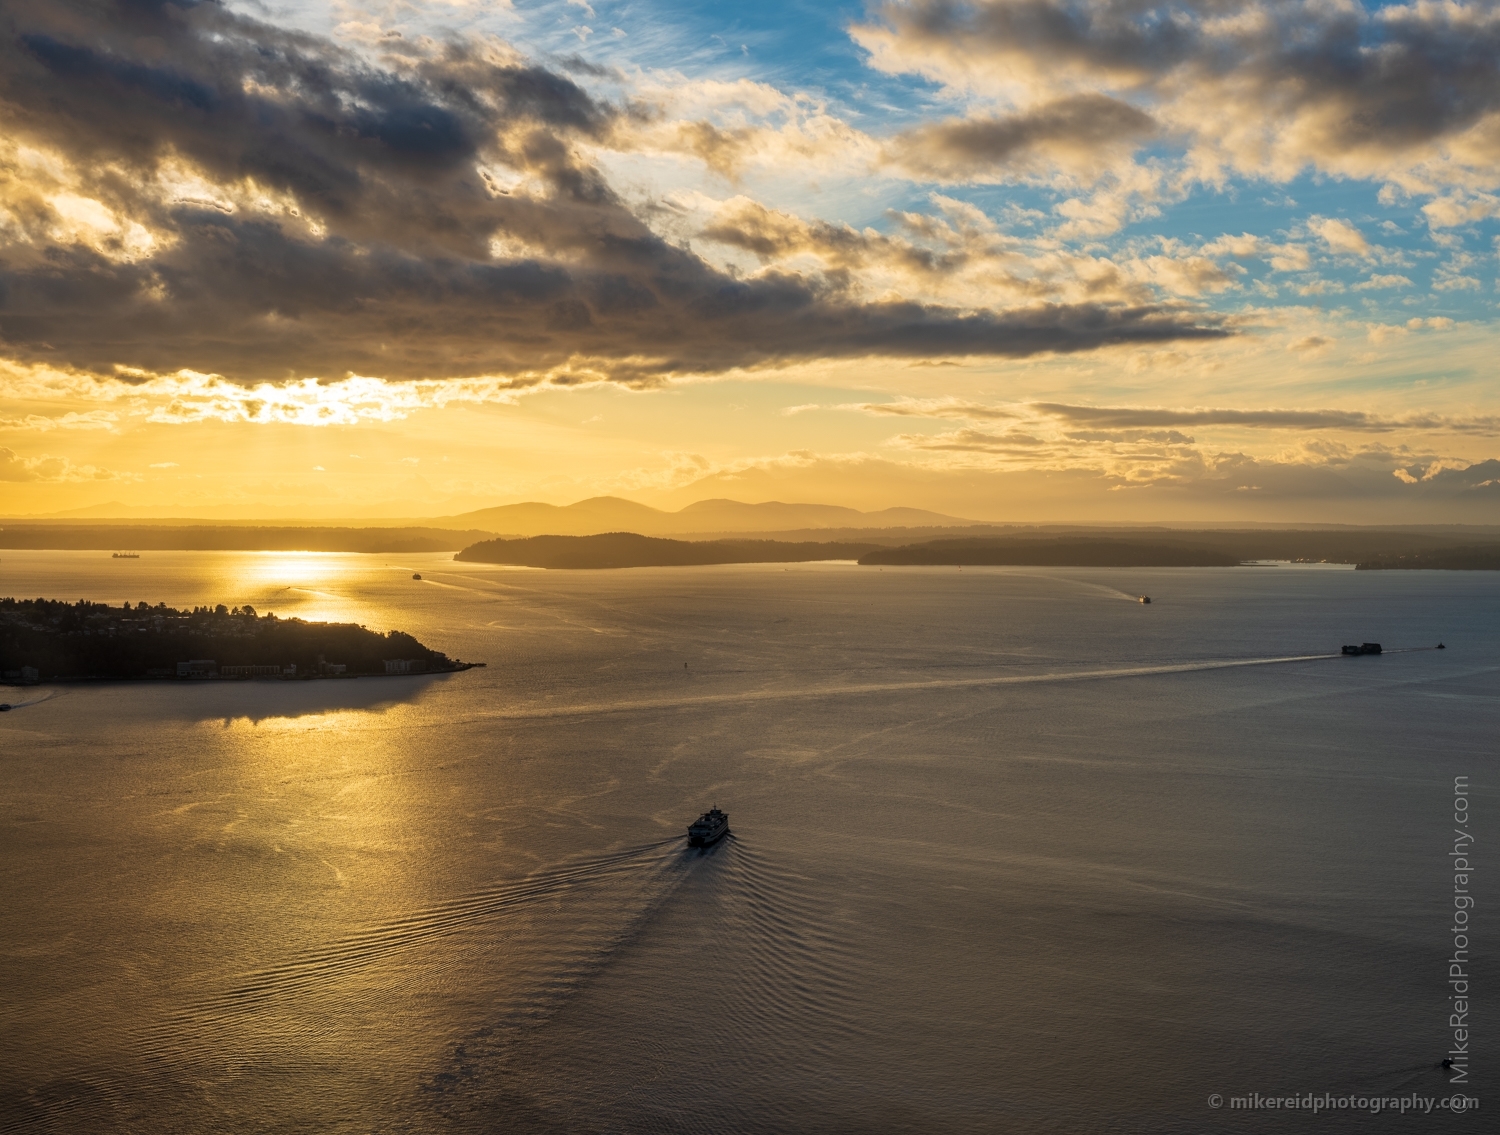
[112,552,139,559]
[1341,642,1382,655]
[1138,596,1151,604]
[687,806,729,848]
[412,573,422,580]
[0,704,11,712]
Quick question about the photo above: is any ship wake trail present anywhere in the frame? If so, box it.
[474,838,867,1134]
[0,690,60,711]
[474,651,1349,724]
[710,841,865,1118]
[126,840,685,1084]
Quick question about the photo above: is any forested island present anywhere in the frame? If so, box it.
[1354,546,1500,570]
[455,532,881,569]
[857,538,1240,567]
[0,598,477,683]
[438,527,1500,571]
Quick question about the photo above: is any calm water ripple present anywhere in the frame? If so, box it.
[0,553,1494,1133]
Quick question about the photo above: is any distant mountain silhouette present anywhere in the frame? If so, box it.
[446,497,669,535]
[445,497,976,536]
[455,532,881,569]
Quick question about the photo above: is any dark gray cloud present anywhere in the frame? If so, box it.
[889,93,1157,178]
[0,0,1226,383]
[1063,429,1195,444]
[1033,404,1500,435]
[852,399,1500,435]
[860,0,1500,173]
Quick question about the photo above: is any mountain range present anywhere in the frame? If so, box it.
[3,497,978,534]
[441,497,976,536]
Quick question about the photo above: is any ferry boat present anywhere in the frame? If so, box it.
[687,806,729,847]
[111,552,140,559]
[1341,642,1382,655]
[1138,596,1151,604]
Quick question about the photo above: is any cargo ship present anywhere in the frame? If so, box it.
[687,806,729,847]
[1341,642,1382,655]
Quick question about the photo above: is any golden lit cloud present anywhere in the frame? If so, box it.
[0,445,128,483]
[0,0,1494,523]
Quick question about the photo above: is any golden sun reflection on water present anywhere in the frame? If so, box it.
[222,552,377,624]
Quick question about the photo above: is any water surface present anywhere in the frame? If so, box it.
[1,552,1493,1131]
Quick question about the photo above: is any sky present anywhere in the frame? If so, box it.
[1,0,1498,522]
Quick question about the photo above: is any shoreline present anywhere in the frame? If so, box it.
[2,662,485,688]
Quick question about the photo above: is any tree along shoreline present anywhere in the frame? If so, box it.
[1353,546,1500,570]
[453,529,1500,570]
[1,598,481,684]
[857,538,1240,567]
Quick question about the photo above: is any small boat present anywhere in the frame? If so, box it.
[1341,642,1382,655]
[412,573,422,580]
[687,806,729,848]
[1138,596,1151,604]
[0,704,11,712]
[1437,642,1446,649]
[112,552,139,559]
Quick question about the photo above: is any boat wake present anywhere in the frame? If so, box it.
[0,689,60,711]
[470,651,1351,724]
[423,837,865,1134]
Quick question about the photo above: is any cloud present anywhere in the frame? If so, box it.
[848,398,1500,437]
[697,194,1248,307]
[1064,429,1196,445]
[0,2,1225,386]
[1031,403,1500,436]
[669,437,1500,521]
[1287,335,1332,354]
[1130,254,1243,296]
[636,80,880,181]
[0,410,118,430]
[842,398,1019,422]
[1422,192,1500,228]
[660,447,1500,523]
[886,93,1157,180]
[1308,217,1371,258]
[0,446,122,482]
[894,427,1052,454]
[853,1,1500,195]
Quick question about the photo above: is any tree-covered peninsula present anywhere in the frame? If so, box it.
[1354,546,1500,570]
[1,599,475,682]
[857,537,1241,567]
